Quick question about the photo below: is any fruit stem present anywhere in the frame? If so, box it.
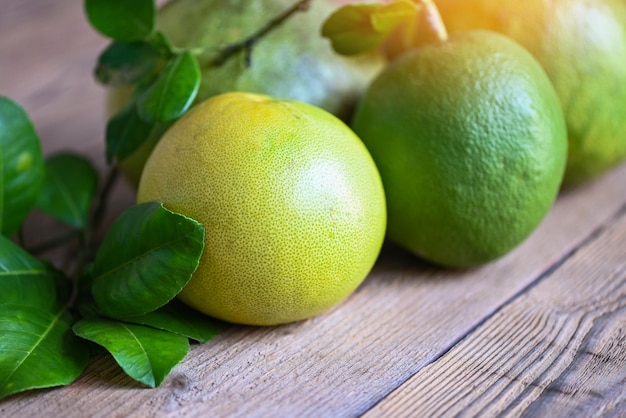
[419,0,448,43]
[382,0,448,60]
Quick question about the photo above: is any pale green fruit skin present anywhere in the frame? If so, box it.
[114,0,384,185]
[137,92,387,326]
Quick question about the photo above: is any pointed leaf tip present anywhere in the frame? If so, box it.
[73,318,189,388]
[91,202,205,319]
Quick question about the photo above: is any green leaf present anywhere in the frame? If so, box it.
[0,234,62,309]
[91,202,205,319]
[105,100,170,163]
[84,0,156,41]
[124,300,221,343]
[73,318,189,388]
[95,41,164,86]
[35,153,99,229]
[321,1,418,55]
[0,305,89,400]
[137,52,201,123]
[0,96,45,236]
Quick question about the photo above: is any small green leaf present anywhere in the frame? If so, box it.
[73,318,189,388]
[91,202,205,319]
[35,153,99,229]
[84,0,156,41]
[0,234,62,309]
[105,100,169,163]
[124,300,222,343]
[148,31,176,57]
[321,1,418,55]
[95,41,164,86]
[0,96,45,236]
[0,305,89,400]
[137,52,201,123]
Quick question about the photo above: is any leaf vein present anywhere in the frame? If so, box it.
[0,269,48,277]
[94,230,201,282]
[0,305,66,390]
[50,167,82,222]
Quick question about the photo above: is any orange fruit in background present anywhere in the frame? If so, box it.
[111,0,384,186]
[137,92,386,326]
[352,30,567,268]
[434,0,626,186]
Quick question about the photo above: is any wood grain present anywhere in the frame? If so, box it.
[1,0,626,417]
[1,160,624,416]
[365,207,626,418]
[0,0,108,162]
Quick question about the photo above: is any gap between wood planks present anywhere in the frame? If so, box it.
[363,200,626,415]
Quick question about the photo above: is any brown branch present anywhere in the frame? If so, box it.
[210,0,313,67]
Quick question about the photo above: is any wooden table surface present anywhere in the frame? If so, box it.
[1,1,625,417]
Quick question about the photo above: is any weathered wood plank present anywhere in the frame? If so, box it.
[1,160,624,416]
[2,0,626,417]
[0,0,108,163]
[365,207,626,418]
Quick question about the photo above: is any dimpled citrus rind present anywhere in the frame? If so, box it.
[137,92,386,326]
[352,30,567,268]
[434,0,626,186]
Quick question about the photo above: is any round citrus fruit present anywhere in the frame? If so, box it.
[113,0,384,185]
[137,92,386,326]
[352,30,567,268]
[434,0,626,186]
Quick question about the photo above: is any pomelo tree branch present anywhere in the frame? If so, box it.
[210,0,313,66]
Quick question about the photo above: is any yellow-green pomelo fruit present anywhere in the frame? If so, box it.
[352,30,567,268]
[137,92,386,326]
[434,0,626,186]
[114,0,384,185]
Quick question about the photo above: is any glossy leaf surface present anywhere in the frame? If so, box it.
[137,52,201,123]
[0,97,44,235]
[91,202,205,318]
[73,318,189,388]
[35,153,99,229]
[124,300,221,343]
[85,0,155,41]
[0,305,89,400]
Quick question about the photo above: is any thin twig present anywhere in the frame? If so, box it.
[63,165,120,304]
[28,230,79,256]
[16,226,26,248]
[91,166,120,238]
[72,165,120,269]
[211,0,313,66]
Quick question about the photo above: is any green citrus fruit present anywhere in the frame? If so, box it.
[434,0,626,186]
[113,0,384,185]
[137,92,386,326]
[352,30,567,268]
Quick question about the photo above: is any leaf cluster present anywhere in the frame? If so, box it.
[0,105,220,397]
[92,0,314,165]
[87,0,201,164]
[1,0,318,401]
[0,103,220,397]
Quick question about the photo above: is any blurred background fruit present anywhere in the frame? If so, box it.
[434,0,626,186]
[111,0,384,185]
